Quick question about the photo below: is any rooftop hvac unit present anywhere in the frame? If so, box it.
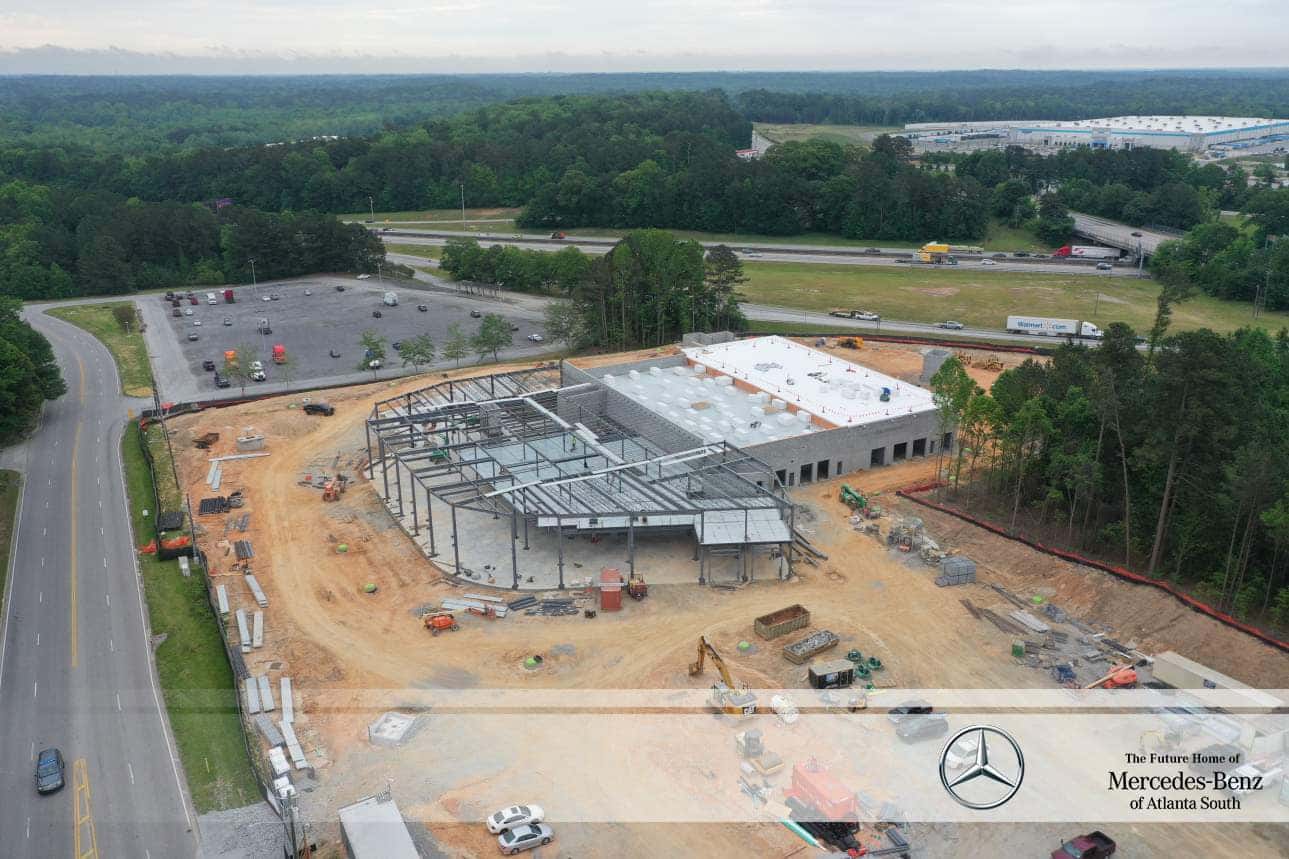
[629,369,640,379]
[603,374,615,385]
[796,411,811,424]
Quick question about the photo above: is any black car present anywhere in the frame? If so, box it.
[35,748,65,794]
[214,372,230,388]
[864,247,882,255]
[887,700,933,725]
[470,309,483,318]
[335,284,346,292]
[1012,251,1030,258]
[202,359,216,371]
[896,714,950,743]
[303,402,335,416]
[372,310,382,318]
[417,304,429,312]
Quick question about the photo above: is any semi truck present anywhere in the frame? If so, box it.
[223,288,235,303]
[1053,245,1121,261]
[1006,315,1102,338]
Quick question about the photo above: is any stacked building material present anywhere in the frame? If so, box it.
[507,596,539,611]
[280,721,309,769]
[234,539,254,560]
[935,556,976,587]
[244,676,262,713]
[215,584,229,616]
[245,574,268,607]
[525,600,579,617]
[783,630,840,664]
[252,611,264,648]
[235,609,252,653]
[257,675,275,711]
[280,677,295,724]
[198,497,229,515]
[1009,610,1051,634]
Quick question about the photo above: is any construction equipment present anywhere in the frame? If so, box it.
[467,604,499,621]
[1085,664,1139,690]
[839,484,866,511]
[979,355,1004,372]
[423,612,460,636]
[626,572,648,600]
[321,476,347,502]
[735,729,784,775]
[782,759,861,853]
[689,636,757,717]
[837,337,862,350]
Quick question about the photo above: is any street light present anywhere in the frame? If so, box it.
[368,196,376,224]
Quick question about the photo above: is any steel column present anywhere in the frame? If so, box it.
[409,470,419,536]
[510,506,520,590]
[556,516,565,589]
[451,504,461,573]
[627,517,635,575]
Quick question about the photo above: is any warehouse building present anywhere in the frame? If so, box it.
[903,115,1289,154]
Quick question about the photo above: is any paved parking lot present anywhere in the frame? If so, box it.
[143,275,549,401]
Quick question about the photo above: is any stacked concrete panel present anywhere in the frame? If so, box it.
[936,555,977,587]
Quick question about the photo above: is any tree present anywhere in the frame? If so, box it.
[399,334,436,372]
[471,314,512,363]
[929,357,978,491]
[442,322,469,367]
[1035,192,1074,245]
[542,300,583,352]
[111,303,137,333]
[357,329,387,379]
[702,245,748,332]
[1147,241,1198,353]
[223,343,256,396]
[871,134,914,163]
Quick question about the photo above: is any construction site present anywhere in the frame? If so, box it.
[162,335,1289,858]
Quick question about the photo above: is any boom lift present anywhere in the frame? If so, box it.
[689,636,757,717]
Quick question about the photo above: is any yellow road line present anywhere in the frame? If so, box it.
[72,757,99,859]
[70,353,85,669]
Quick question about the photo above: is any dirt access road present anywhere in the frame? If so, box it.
[167,343,1287,858]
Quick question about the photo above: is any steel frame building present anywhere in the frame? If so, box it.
[365,366,795,589]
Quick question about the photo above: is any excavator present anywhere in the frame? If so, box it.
[689,636,757,717]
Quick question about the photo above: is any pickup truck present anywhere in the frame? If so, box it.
[1052,831,1116,859]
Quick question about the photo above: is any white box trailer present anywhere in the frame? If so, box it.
[1006,315,1102,338]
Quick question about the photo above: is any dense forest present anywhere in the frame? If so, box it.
[5,71,1289,153]
[0,92,990,240]
[0,297,64,442]
[0,179,386,300]
[929,326,1289,628]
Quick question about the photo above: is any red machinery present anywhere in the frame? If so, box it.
[782,759,861,853]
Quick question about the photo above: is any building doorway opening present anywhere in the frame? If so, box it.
[893,442,908,462]
[816,459,830,480]
[870,448,885,467]
[799,463,814,484]
[912,438,927,457]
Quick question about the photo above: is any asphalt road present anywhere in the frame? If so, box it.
[1070,212,1173,256]
[384,232,1146,278]
[0,312,196,857]
[137,272,552,403]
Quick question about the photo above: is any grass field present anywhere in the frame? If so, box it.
[385,242,442,260]
[739,261,1289,335]
[122,422,259,812]
[754,122,903,145]
[47,303,154,398]
[341,207,522,225]
[0,470,20,620]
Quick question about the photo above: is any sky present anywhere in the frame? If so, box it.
[1,0,1288,74]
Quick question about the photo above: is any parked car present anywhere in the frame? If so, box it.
[250,360,264,372]
[391,341,403,351]
[270,293,280,301]
[188,295,199,305]
[183,308,194,316]
[896,713,950,743]
[250,369,266,382]
[937,321,965,330]
[202,359,216,371]
[509,323,520,331]
[1051,831,1116,859]
[223,317,232,326]
[261,295,272,302]
[357,273,372,280]
[214,372,230,388]
[187,332,199,341]
[417,304,429,312]
[304,289,313,296]
[303,402,334,416]
[368,358,383,369]
[496,823,553,854]
[34,748,65,794]
[372,310,382,318]
[980,259,996,266]
[172,307,182,318]
[192,320,202,326]
[527,333,545,342]
[886,700,933,725]
[335,285,346,292]
[486,804,545,834]
[470,309,483,318]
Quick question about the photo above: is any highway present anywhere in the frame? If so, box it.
[1070,212,1175,256]
[0,311,197,857]
[382,231,1149,278]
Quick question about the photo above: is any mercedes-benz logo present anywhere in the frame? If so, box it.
[939,725,1025,810]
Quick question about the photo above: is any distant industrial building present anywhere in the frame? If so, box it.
[903,115,1289,154]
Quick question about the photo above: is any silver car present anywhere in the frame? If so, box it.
[496,823,553,854]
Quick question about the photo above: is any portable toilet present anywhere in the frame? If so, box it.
[599,568,623,612]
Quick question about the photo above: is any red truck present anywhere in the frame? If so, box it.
[1052,831,1116,859]
[223,288,235,303]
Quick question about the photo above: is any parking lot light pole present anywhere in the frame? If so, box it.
[368,196,376,223]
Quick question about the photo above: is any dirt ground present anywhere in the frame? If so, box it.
[166,342,1287,859]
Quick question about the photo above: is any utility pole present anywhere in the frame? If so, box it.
[460,182,466,229]
[368,195,376,223]
[248,258,257,301]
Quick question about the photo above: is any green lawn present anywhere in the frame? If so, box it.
[0,470,20,620]
[122,422,260,812]
[47,302,154,398]
[385,242,442,260]
[739,261,1289,335]
[754,122,902,146]
[341,207,522,224]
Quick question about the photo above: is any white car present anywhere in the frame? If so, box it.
[526,333,544,342]
[486,803,545,834]
[250,360,264,372]
[981,259,996,266]
[193,320,202,326]
[183,308,194,316]
[261,295,271,302]
[250,370,266,382]
[854,311,880,322]
[357,273,372,280]
[496,823,553,854]
[304,289,313,296]
[368,359,383,370]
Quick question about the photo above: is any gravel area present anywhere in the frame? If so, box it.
[197,803,284,858]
